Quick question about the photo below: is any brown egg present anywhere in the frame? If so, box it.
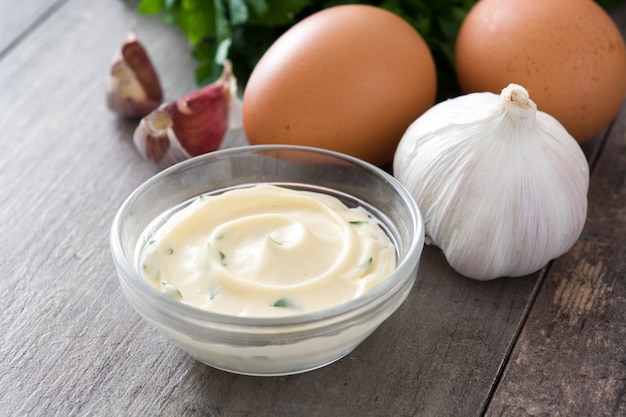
[455,0,626,142]
[242,5,437,166]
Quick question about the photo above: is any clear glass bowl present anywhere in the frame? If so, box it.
[110,145,424,376]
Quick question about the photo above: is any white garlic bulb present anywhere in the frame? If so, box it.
[393,83,589,280]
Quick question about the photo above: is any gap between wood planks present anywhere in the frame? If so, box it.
[0,0,70,62]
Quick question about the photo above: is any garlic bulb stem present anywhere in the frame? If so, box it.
[147,110,172,131]
[502,83,536,115]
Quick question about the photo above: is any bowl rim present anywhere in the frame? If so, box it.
[110,144,424,329]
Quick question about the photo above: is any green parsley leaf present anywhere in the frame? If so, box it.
[129,0,621,92]
[228,0,249,26]
[137,0,164,14]
[177,2,215,44]
[271,297,296,308]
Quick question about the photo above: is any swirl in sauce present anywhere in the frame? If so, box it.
[139,184,395,317]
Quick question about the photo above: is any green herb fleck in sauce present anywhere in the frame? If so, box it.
[271,297,297,309]
[207,243,226,265]
[209,287,220,300]
[360,257,373,267]
[161,283,183,301]
[268,235,283,245]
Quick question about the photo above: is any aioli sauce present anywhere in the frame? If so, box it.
[139,184,396,317]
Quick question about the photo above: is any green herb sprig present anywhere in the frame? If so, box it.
[121,0,479,91]
[122,0,621,94]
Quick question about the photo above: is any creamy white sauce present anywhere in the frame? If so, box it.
[139,184,396,317]
[159,320,378,375]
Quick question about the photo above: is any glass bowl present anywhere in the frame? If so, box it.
[110,145,424,376]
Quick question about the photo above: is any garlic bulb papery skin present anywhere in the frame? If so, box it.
[106,29,163,118]
[133,60,241,169]
[393,83,589,280]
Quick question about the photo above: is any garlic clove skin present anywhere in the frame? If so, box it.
[393,83,589,280]
[107,29,163,119]
[133,109,191,169]
[133,61,239,169]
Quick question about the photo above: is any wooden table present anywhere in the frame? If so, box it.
[1,0,625,415]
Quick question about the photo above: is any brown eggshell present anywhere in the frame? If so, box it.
[455,0,626,142]
[242,5,437,166]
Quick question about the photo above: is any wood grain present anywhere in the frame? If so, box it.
[0,0,67,57]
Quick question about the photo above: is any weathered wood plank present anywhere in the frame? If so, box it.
[0,0,197,415]
[485,104,626,417]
